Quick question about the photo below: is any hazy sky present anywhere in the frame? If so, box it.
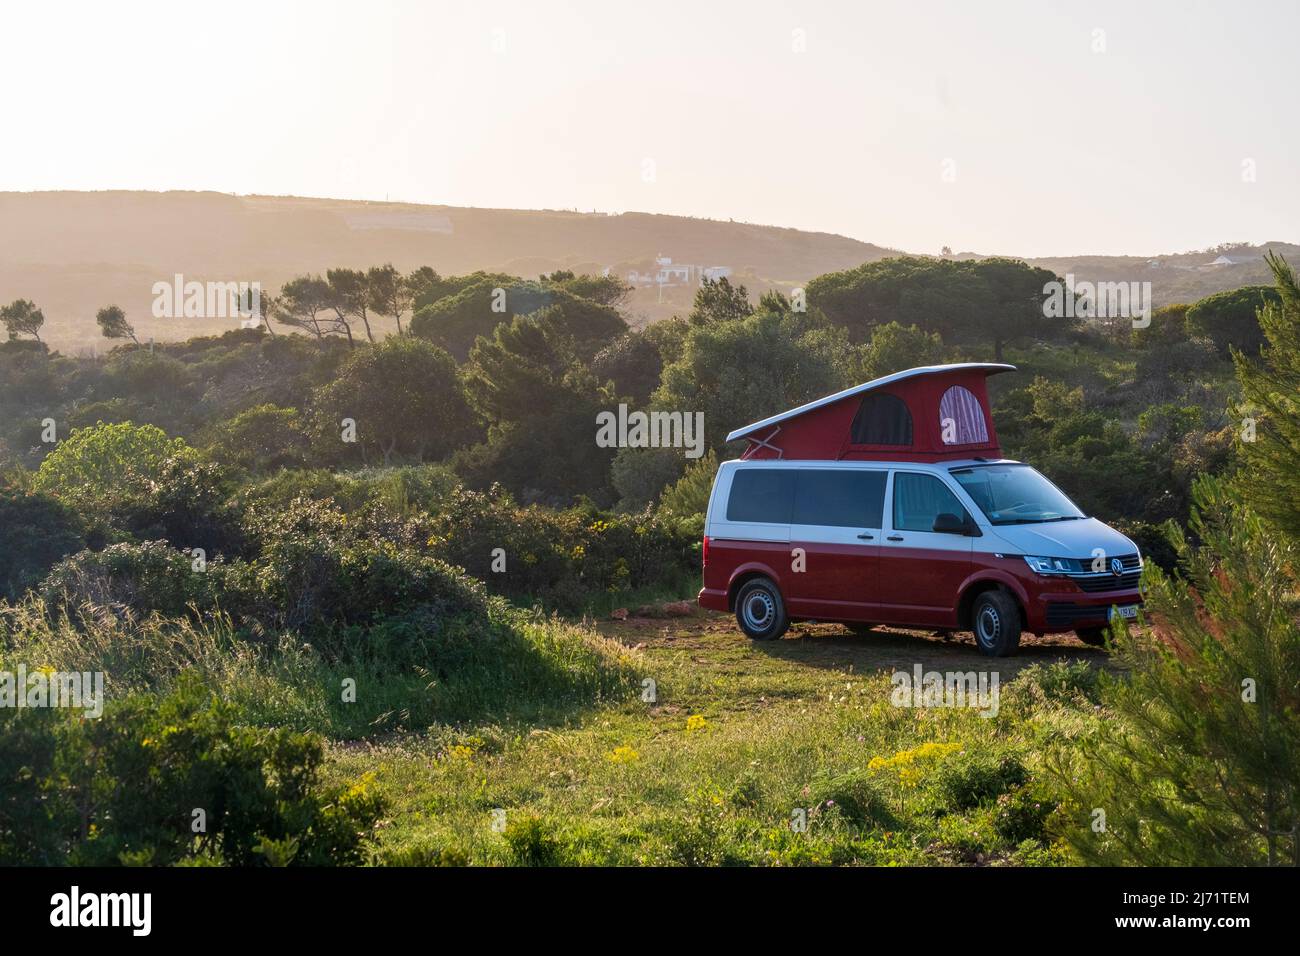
[2,0,1296,256]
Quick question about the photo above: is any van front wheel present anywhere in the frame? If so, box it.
[972,591,1021,657]
[735,578,789,641]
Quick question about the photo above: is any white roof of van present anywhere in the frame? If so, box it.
[722,457,1021,471]
[724,363,1016,443]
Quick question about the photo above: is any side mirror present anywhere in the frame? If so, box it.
[932,512,976,535]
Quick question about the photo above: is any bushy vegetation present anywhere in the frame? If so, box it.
[1043,255,1300,865]
[0,259,1247,526]
[0,674,383,866]
[2,252,1296,867]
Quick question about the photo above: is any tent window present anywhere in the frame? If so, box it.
[939,385,989,445]
[851,393,913,445]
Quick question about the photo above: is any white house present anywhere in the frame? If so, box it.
[626,255,733,287]
[655,257,692,284]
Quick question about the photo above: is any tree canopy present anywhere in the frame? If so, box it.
[311,335,475,465]
[1186,284,1280,355]
[1,299,45,343]
[410,278,626,362]
[806,256,1066,360]
[33,421,197,513]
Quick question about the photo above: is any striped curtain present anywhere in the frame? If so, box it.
[939,385,988,445]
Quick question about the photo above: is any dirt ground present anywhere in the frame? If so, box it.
[595,609,1115,679]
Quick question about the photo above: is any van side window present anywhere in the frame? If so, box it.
[892,473,969,532]
[726,469,794,523]
[792,470,886,528]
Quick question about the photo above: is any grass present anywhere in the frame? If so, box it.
[2,591,1109,866]
[324,616,1105,866]
[0,597,642,739]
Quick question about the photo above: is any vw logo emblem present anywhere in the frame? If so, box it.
[1110,557,1124,576]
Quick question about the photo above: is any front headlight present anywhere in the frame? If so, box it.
[1023,555,1083,574]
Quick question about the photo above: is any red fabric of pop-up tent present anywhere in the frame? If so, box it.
[726,363,1014,462]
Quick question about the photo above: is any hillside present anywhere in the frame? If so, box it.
[0,191,895,352]
[1,190,1295,353]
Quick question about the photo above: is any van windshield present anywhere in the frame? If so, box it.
[949,464,1086,525]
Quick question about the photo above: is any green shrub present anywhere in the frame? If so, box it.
[107,454,247,558]
[0,674,383,866]
[993,786,1057,844]
[807,769,898,829]
[0,484,85,600]
[0,706,68,865]
[37,507,489,656]
[658,449,718,518]
[236,469,373,517]
[929,750,1028,812]
[309,336,477,467]
[1011,661,1102,707]
[1048,478,1300,865]
[242,498,489,640]
[653,790,734,866]
[33,421,198,514]
[39,540,229,619]
[379,843,472,867]
[200,403,311,475]
[427,486,696,610]
[502,814,569,866]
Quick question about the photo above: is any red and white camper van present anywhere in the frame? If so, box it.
[698,364,1142,656]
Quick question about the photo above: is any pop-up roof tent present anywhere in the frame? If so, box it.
[726,363,1015,462]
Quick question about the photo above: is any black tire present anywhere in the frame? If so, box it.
[734,577,789,641]
[971,590,1022,657]
[1076,626,1108,647]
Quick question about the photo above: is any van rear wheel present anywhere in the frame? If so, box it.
[735,578,789,641]
[972,590,1021,657]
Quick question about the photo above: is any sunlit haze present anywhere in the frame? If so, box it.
[2,0,1297,255]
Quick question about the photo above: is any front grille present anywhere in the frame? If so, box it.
[1064,553,1143,593]
[1075,570,1142,593]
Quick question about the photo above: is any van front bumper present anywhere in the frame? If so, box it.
[1028,587,1143,633]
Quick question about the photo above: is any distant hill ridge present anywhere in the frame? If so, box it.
[0,190,1294,353]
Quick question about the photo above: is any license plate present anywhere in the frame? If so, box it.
[1109,604,1138,621]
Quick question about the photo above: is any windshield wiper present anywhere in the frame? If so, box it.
[991,515,1084,525]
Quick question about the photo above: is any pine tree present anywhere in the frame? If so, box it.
[658,449,718,517]
[1234,251,1300,541]
[1048,477,1300,865]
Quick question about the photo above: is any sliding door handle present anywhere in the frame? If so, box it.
[886,535,904,542]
